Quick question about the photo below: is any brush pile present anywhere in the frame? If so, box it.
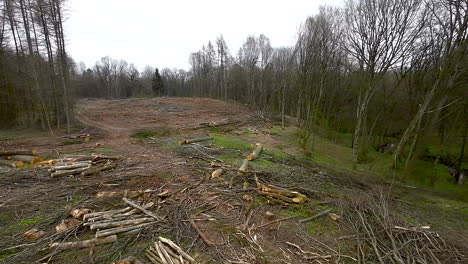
[146,237,195,264]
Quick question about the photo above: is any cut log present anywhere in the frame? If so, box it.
[0,159,24,168]
[8,155,42,164]
[122,198,163,221]
[34,160,56,166]
[180,136,212,145]
[247,143,263,161]
[81,164,117,176]
[211,168,223,179]
[95,222,157,238]
[159,237,195,263]
[238,159,249,173]
[83,207,132,221]
[50,166,91,177]
[52,162,92,171]
[90,217,153,230]
[50,235,117,249]
[0,150,37,156]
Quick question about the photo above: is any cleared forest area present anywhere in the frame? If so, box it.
[1,0,467,263]
[0,98,466,263]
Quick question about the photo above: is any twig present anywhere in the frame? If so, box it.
[299,208,332,223]
[255,215,296,229]
[189,218,215,246]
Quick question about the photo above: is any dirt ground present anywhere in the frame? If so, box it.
[0,97,466,264]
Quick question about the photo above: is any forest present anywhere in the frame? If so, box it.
[0,0,467,263]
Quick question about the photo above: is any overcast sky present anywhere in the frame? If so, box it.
[66,0,344,71]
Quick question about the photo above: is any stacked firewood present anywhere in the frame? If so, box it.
[146,237,195,264]
[0,150,42,168]
[49,154,119,177]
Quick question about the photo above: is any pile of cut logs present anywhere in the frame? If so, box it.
[0,150,43,168]
[51,198,161,250]
[49,154,119,177]
[146,237,195,264]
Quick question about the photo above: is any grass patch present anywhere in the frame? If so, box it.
[61,139,82,145]
[131,127,173,139]
[94,147,113,154]
[0,248,21,260]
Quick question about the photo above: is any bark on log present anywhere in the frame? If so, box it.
[50,166,91,177]
[159,237,195,263]
[0,150,37,156]
[90,217,153,230]
[9,155,42,164]
[52,162,92,171]
[0,159,24,168]
[247,143,263,161]
[49,235,117,249]
[81,164,117,176]
[238,159,249,173]
[83,207,132,221]
[95,222,157,238]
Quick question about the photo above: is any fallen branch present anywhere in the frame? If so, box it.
[299,209,332,223]
[122,198,164,221]
[159,236,195,263]
[95,222,156,238]
[189,218,214,246]
[255,216,296,229]
[90,217,154,230]
[51,166,91,177]
[179,136,212,145]
[81,164,117,176]
[50,235,117,249]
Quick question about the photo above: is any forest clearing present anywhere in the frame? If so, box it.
[1,0,467,263]
[0,98,466,263]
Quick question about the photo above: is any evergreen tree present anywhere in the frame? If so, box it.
[152,68,164,96]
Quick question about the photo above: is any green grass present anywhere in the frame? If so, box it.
[131,128,173,139]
